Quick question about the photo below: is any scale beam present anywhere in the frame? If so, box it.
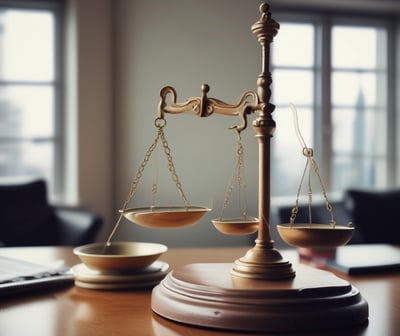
[158,84,259,132]
[156,3,294,280]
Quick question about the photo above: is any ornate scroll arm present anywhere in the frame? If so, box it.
[157,86,202,119]
[209,90,259,132]
[158,84,260,132]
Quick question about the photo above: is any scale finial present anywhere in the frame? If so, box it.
[259,3,270,20]
[252,2,279,44]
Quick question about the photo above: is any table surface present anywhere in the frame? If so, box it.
[0,246,399,336]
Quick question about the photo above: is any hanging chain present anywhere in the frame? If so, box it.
[105,120,162,245]
[290,156,309,225]
[236,133,248,217]
[122,119,163,210]
[310,157,336,227]
[105,117,189,245]
[289,104,336,228]
[151,152,158,208]
[219,131,248,219]
[117,116,189,209]
[158,123,190,208]
[290,148,336,228]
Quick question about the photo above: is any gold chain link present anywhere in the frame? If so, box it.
[290,149,336,228]
[122,128,161,210]
[106,134,160,245]
[121,118,189,209]
[158,127,190,208]
[219,132,248,219]
[310,158,336,227]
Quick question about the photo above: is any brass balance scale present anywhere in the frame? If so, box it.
[75,2,368,332]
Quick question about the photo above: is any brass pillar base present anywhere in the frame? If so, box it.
[231,241,295,279]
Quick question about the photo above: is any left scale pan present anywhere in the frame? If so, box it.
[122,206,211,228]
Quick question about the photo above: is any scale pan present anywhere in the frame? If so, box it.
[73,242,168,272]
[122,206,211,228]
[212,217,259,235]
[277,224,354,248]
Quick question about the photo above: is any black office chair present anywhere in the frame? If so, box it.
[0,179,102,247]
[344,188,400,244]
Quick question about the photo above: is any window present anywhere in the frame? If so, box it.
[271,13,393,198]
[0,1,63,196]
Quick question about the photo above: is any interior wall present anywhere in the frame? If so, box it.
[67,0,400,247]
[396,18,400,185]
[112,0,268,247]
[65,0,113,242]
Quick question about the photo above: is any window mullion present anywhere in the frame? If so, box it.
[385,22,397,186]
[314,16,333,190]
[53,3,64,196]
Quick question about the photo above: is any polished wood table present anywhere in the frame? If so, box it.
[0,246,399,336]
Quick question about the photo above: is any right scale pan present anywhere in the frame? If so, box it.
[278,104,354,249]
[277,224,354,248]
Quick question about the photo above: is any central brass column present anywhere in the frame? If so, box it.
[231,3,295,279]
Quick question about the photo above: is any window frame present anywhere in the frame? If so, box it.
[0,0,65,196]
[271,9,398,194]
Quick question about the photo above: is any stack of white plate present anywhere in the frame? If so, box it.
[72,261,169,290]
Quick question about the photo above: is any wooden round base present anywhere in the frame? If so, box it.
[151,263,368,332]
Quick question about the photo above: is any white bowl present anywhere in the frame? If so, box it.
[73,242,168,272]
